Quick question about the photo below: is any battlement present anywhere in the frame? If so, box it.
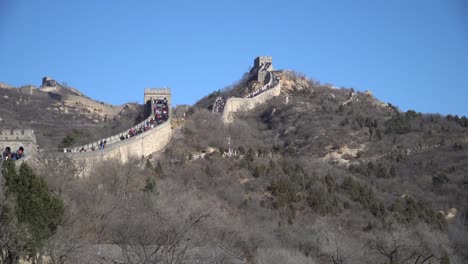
[251,56,274,84]
[18,85,35,95]
[0,128,36,142]
[0,128,38,157]
[254,56,273,69]
[144,88,172,107]
[222,79,281,123]
[144,88,171,95]
[42,76,57,87]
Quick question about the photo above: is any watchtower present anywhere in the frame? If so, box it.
[0,128,38,157]
[251,56,274,84]
[254,56,274,71]
[42,76,57,87]
[144,88,172,116]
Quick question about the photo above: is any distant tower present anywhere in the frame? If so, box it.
[42,76,57,87]
[251,56,274,84]
[144,88,172,116]
[40,76,58,92]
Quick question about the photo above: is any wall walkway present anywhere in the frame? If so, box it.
[222,80,282,123]
[65,121,172,171]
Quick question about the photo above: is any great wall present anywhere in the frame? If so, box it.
[1,56,283,172]
[213,56,282,123]
[4,56,467,173]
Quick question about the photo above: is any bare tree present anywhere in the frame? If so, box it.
[368,224,448,264]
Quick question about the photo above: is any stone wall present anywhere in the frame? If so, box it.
[66,89,172,154]
[252,56,274,84]
[42,76,57,87]
[254,56,273,70]
[0,129,38,156]
[144,88,171,105]
[145,88,172,117]
[59,88,173,174]
[222,81,282,123]
[65,114,163,153]
[65,121,172,174]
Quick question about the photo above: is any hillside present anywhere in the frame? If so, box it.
[1,70,467,263]
[162,70,468,263]
[0,80,144,149]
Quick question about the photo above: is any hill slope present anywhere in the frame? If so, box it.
[162,70,468,262]
[1,71,467,263]
[0,82,144,149]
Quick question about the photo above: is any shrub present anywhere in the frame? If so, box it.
[432,172,449,187]
[341,176,386,218]
[390,197,446,231]
[142,177,157,193]
[385,114,411,134]
[306,185,341,215]
[405,110,418,119]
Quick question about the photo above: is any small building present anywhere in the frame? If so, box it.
[42,76,57,87]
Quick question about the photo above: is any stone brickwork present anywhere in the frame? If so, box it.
[145,88,172,116]
[3,88,173,173]
[66,121,172,174]
[0,128,38,157]
[145,88,171,105]
[222,80,281,123]
[42,76,57,87]
[66,89,171,153]
[251,56,274,84]
[61,88,173,173]
[254,56,274,70]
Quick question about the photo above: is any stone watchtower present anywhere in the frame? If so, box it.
[42,76,57,87]
[254,56,274,71]
[0,129,38,157]
[144,88,172,116]
[251,56,274,84]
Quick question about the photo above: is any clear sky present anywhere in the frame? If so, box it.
[1,0,467,115]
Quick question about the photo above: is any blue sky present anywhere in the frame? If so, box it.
[1,0,467,115]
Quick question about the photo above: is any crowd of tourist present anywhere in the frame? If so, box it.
[245,82,274,98]
[69,97,170,153]
[212,73,280,113]
[1,146,25,161]
[213,96,226,113]
[118,99,169,140]
[259,62,272,71]
[245,75,279,98]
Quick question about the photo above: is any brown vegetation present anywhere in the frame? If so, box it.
[1,71,467,263]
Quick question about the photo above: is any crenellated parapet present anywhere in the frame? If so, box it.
[3,88,172,170]
[221,79,281,123]
[65,89,171,153]
[0,128,38,157]
[57,89,172,173]
[216,56,281,123]
[250,56,274,84]
[65,121,172,164]
[145,88,171,104]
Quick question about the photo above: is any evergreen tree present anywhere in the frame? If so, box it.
[142,177,157,193]
[1,161,64,258]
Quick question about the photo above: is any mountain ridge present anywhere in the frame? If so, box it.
[1,60,467,263]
